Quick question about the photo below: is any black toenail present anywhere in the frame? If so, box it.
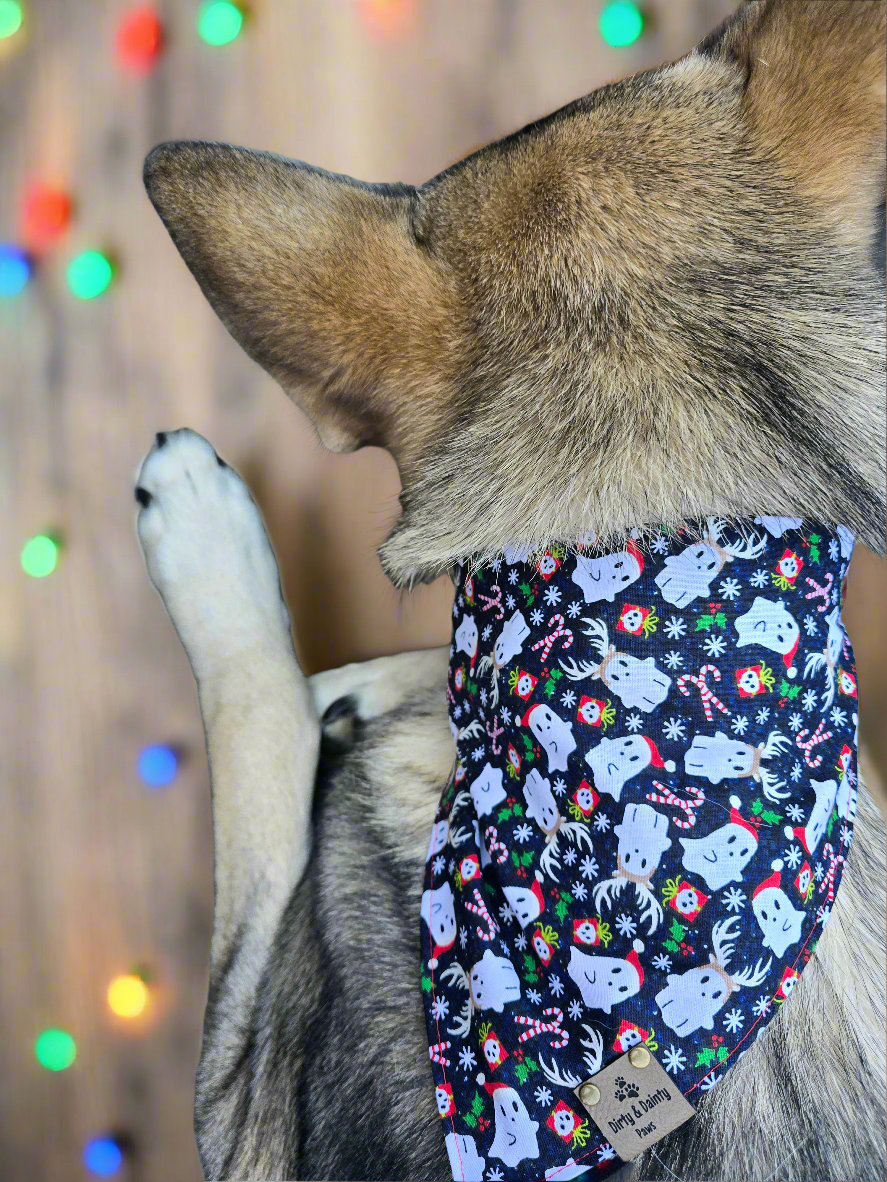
[156,432,167,447]
[135,487,152,508]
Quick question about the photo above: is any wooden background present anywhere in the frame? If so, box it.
[1,2,883,1180]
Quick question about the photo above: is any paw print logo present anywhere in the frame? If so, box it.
[614,1076,639,1103]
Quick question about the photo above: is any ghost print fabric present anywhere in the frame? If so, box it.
[421,518,858,1182]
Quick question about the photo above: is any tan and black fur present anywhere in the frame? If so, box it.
[131,2,886,1178]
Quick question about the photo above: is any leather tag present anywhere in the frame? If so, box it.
[573,1048,695,1161]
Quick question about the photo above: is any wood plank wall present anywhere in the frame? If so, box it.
[1,2,882,1179]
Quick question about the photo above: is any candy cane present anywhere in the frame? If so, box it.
[465,887,499,942]
[484,825,508,865]
[645,782,705,829]
[796,719,833,768]
[531,614,573,661]
[677,664,730,722]
[486,714,504,755]
[804,573,834,613]
[819,842,846,903]
[514,1007,569,1048]
[478,586,504,620]
[428,1040,452,1067]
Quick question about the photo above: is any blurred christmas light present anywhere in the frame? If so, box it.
[22,184,73,250]
[67,250,114,299]
[197,1,244,46]
[137,743,178,787]
[116,6,164,73]
[20,533,59,577]
[0,1,22,40]
[359,0,415,40]
[35,1028,77,1071]
[0,243,31,296]
[107,974,148,1018]
[84,1137,123,1177]
[599,1,643,47]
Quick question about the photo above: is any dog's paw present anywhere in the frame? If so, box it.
[135,429,292,671]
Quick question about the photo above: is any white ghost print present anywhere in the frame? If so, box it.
[567,942,644,1014]
[572,544,643,604]
[454,614,479,665]
[751,862,805,957]
[445,1132,485,1182]
[470,762,507,818]
[519,704,576,774]
[734,597,800,675]
[488,1085,540,1168]
[679,797,759,890]
[585,734,675,801]
[420,881,457,965]
[469,948,522,1012]
[522,767,560,834]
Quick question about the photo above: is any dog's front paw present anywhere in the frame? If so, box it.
[135,429,292,673]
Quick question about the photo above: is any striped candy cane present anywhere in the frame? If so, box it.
[478,586,505,620]
[531,614,573,661]
[465,887,500,942]
[514,1007,569,1048]
[428,1040,452,1067]
[645,782,705,829]
[484,825,508,865]
[486,714,504,755]
[819,843,846,903]
[796,719,833,768]
[804,573,834,613]
[677,664,730,722]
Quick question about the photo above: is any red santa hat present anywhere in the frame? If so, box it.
[516,703,544,728]
[783,634,800,679]
[625,939,645,987]
[640,736,676,773]
[784,823,811,854]
[427,929,457,970]
[527,872,545,919]
[753,859,784,899]
[482,1080,511,1097]
[625,538,645,573]
[728,795,760,840]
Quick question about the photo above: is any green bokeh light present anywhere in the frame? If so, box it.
[0,1,23,40]
[599,1,643,48]
[21,534,59,578]
[35,1028,77,1071]
[198,1,244,46]
[67,251,113,300]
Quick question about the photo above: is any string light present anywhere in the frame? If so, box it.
[22,184,73,250]
[197,1,244,46]
[0,1,22,40]
[67,250,114,299]
[116,6,164,73]
[599,1,644,47]
[0,243,30,297]
[83,1138,123,1177]
[20,533,59,577]
[137,743,178,787]
[35,1028,77,1071]
[107,974,148,1018]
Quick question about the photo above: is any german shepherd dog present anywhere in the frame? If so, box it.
[133,2,885,1178]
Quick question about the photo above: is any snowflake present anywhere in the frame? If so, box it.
[449,642,455,658]
[572,881,588,901]
[650,534,670,554]
[593,813,611,832]
[790,761,803,782]
[544,586,562,607]
[534,1085,553,1107]
[431,996,449,1020]
[785,802,804,822]
[568,998,583,1021]
[487,1168,505,1181]
[514,933,527,951]
[552,777,568,797]
[472,746,485,761]
[802,689,818,712]
[615,913,637,937]
[840,823,853,845]
[818,903,831,926]
[508,569,519,584]
[526,988,542,1005]
[755,707,771,725]
[449,859,456,874]
[664,649,684,669]
[549,975,564,999]
[704,635,728,658]
[459,928,468,948]
[664,615,687,639]
[750,568,769,588]
[567,600,583,618]
[530,607,545,626]
[788,712,803,732]
[597,1144,617,1163]
[719,577,741,600]
[829,538,839,561]
[514,823,533,844]
[723,886,746,912]
[663,717,686,741]
[814,862,824,881]
[752,995,772,1017]
[481,624,493,641]
[580,854,599,879]
[490,558,502,574]
[432,854,446,875]
[625,712,644,733]
[458,1045,477,1072]
[479,687,488,706]
[663,1044,687,1074]
[699,1072,723,1092]
[803,614,819,636]
[452,600,460,618]
[506,593,516,610]
[730,714,749,735]
[723,1007,745,1033]
[458,594,464,608]
[562,845,578,865]
[498,902,517,925]
[652,953,672,971]
[560,688,577,709]
[500,705,512,725]
[830,706,848,728]
[783,844,802,868]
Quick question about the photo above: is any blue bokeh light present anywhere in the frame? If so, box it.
[137,743,178,788]
[83,1137,123,1177]
[0,244,31,297]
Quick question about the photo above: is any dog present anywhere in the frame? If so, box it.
[133,1,885,1178]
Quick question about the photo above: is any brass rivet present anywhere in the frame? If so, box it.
[629,1046,651,1069]
[579,1083,600,1107]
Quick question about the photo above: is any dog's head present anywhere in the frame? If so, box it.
[144,0,886,587]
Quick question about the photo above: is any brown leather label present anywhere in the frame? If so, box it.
[573,1048,696,1161]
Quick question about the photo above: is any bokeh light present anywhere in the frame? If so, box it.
[67,251,114,299]
[0,244,31,296]
[83,1137,123,1177]
[22,184,72,249]
[197,1,244,46]
[0,1,22,40]
[137,743,178,787]
[599,1,644,47]
[20,534,59,577]
[107,974,148,1019]
[34,1028,77,1071]
[117,6,164,72]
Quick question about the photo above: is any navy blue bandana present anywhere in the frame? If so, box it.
[421,518,858,1182]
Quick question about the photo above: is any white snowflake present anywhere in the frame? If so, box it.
[514,823,533,844]
[552,777,568,797]
[568,998,583,1020]
[785,802,804,822]
[818,903,832,926]
[664,615,687,639]
[803,614,818,636]
[572,881,588,901]
[755,706,771,725]
[534,1085,553,1107]
[597,1145,617,1163]
[508,569,519,585]
[699,1072,723,1092]
[722,886,746,912]
[449,642,455,658]
[458,594,465,608]
[615,913,637,937]
[840,823,853,845]
[472,746,485,761]
[487,1168,505,1181]
[530,607,545,626]
[723,1007,745,1033]
[549,974,564,999]
[500,705,512,725]
[664,649,684,669]
[458,1045,477,1072]
[431,996,449,1020]
[814,862,825,881]
[719,577,741,600]
[452,600,460,618]
[580,854,599,879]
[459,928,468,948]
[750,568,769,588]
[560,688,577,709]
[663,1044,687,1074]
[481,624,493,641]
[562,845,578,865]
[526,988,542,1005]
[566,600,583,618]
[505,593,516,610]
[479,687,488,706]
[663,717,686,741]
[704,635,727,658]
[652,953,672,971]
[498,902,517,925]
[788,712,803,732]
[514,933,527,951]
[829,538,839,561]
[448,859,456,874]
[432,854,446,875]
[752,995,772,1017]
[650,534,670,554]
[625,712,644,733]
[783,844,802,869]
[593,813,611,832]
[802,688,818,712]
[730,714,749,735]
[830,706,848,728]
[490,558,502,574]
[544,586,562,607]
[790,760,803,782]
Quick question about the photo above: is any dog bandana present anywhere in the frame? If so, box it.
[421,517,858,1182]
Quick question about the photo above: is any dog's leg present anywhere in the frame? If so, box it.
[134,427,320,1069]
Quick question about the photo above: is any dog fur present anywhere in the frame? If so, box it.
[133,2,886,1178]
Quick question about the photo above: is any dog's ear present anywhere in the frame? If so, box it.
[143,142,454,459]
[702,0,886,261]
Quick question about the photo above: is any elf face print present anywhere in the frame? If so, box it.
[585,734,676,801]
[571,541,644,603]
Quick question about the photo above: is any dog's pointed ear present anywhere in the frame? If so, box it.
[143,141,452,458]
[703,0,886,260]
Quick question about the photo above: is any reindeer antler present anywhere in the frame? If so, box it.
[710,916,741,969]
[439,962,472,1039]
[730,955,773,990]
[559,656,602,682]
[580,617,611,658]
[633,881,665,934]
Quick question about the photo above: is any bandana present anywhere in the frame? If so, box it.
[421,517,858,1182]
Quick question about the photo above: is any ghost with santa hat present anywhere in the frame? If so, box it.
[679,796,760,890]
[751,859,805,957]
[515,703,576,773]
[783,778,839,858]
[484,1081,540,1169]
[584,733,675,801]
[421,881,458,968]
[567,939,646,1013]
[572,539,645,604]
[454,614,479,669]
[733,597,801,679]
[503,873,546,930]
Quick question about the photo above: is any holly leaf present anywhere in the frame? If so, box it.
[751,798,764,816]
[520,851,534,867]
[717,1046,729,1062]
[544,678,558,699]
[515,1063,530,1085]
[472,1092,484,1116]
[498,806,513,824]
[524,1056,538,1072]
[662,939,680,954]
[714,612,727,628]
[464,1112,477,1129]
[669,918,687,941]
[555,900,569,922]
[761,809,782,825]
[695,614,714,631]
[560,890,574,906]
[550,668,563,683]
[421,974,432,993]
[513,802,524,817]
[695,1048,716,1067]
